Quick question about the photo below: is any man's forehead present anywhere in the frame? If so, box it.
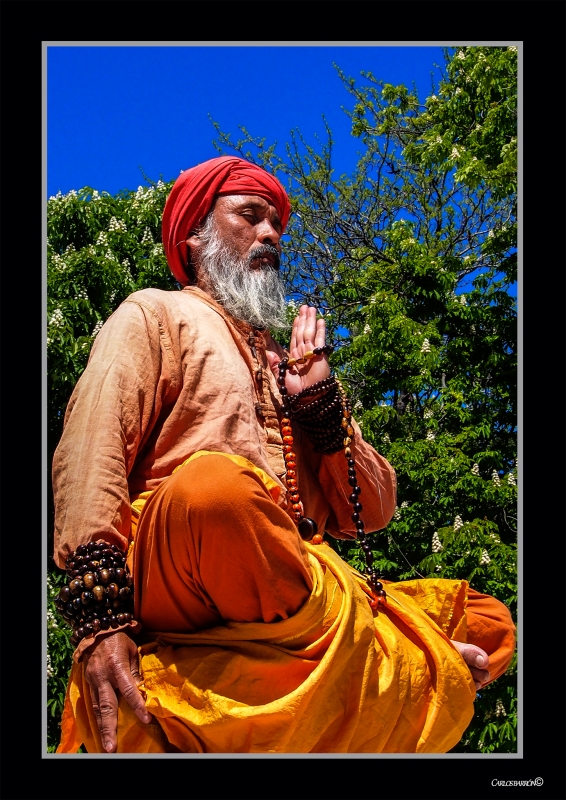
[219,194,276,209]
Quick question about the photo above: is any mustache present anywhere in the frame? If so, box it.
[247,244,280,271]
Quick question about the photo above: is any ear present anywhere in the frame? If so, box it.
[185,232,202,265]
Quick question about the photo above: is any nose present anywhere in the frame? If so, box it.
[257,218,281,250]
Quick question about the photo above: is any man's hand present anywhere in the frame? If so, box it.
[266,305,330,395]
[451,640,491,690]
[83,630,152,753]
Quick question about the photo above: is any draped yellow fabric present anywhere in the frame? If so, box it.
[58,543,476,754]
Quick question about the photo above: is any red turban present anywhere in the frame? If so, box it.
[162,156,291,286]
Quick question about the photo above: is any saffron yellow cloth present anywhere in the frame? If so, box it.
[130,449,282,540]
[58,543,475,754]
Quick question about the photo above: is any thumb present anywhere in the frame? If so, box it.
[452,640,489,669]
[265,349,282,372]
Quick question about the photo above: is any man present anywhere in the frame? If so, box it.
[54,156,515,754]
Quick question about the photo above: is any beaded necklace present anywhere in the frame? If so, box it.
[276,346,387,609]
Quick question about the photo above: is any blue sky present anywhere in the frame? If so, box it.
[47,44,448,198]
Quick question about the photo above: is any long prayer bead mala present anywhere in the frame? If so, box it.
[277,346,387,608]
[55,541,135,646]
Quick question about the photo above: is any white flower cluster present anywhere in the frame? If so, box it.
[47,608,58,630]
[455,87,462,96]
[49,308,65,328]
[156,179,165,189]
[152,244,163,257]
[401,501,409,509]
[480,549,491,565]
[457,50,466,60]
[426,430,435,441]
[454,515,463,531]
[74,288,88,301]
[471,463,480,476]
[141,227,154,245]
[432,531,443,553]
[435,565,442,572]
[478,53,486,61]
[495,699,507,718]
[393,506,401,520]
[122,260,134,282]
[492,470,501,487]
[353,399,363,413]
[47,648,54,680]
[435,135,443,144]
[382,433,391,445]
[421,338,431,354]
[424,408,434,419]
[108,216,127,233]
[450,147,460,160]
[91,319,104,338]
[105,249,118,262]
[50,253,66,272]
[488,229,495,238]
[65,243,75,254]
[507,473,516,486]
[363,324,372,335]
[406,433,413,442]
[96,231,108,246]
[460,294,467,305]
[508,46,518,52]
[489,532,500,543]
[429,95,438,102]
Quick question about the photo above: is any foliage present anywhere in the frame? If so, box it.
[46,570,75,751]
[211,45,517,753]
[47,46,517,753]
[46,179,178,750]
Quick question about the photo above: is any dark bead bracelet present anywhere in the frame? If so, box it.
[287,378,345,453]
[55,541,136,647]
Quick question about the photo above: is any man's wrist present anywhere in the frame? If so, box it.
[55,540,136,648]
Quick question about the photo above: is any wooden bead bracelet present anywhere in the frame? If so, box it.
[55,541,136,646]
[277,346,387,608]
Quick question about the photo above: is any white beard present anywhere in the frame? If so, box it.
[194,217,287,330]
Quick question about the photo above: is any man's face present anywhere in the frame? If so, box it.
[187,195,288,330]
[206,194,282,271]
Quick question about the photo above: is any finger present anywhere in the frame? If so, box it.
[314,316,326,349]
[120,646,152,725]
[451,640,489,670]
[469,667,491,687]
[90,679,120,753]
[301,307,318,347]
[291,306,308,355]
[289,313,301,354]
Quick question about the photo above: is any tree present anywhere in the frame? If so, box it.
[46,179,177,749]
[47,46,517,753]
[211,45,517,752]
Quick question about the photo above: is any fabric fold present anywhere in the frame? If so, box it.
[58,544,475,754]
